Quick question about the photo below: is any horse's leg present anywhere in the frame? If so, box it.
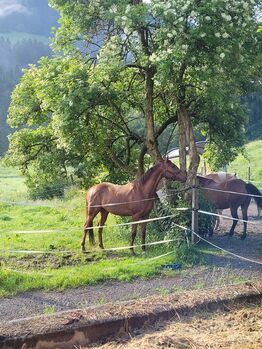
[240,199,250,240]
[130,217,139,256]
[214,209,222,231]
[140,216,149,252]
[82,218,93,252]
[98,209,108,249]
[82,209,99,252]
[228,206,239,237]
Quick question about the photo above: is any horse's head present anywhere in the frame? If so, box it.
[160,158,187,182]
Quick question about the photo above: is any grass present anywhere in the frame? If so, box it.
[1,138,260,298]
[0,161,200,297]
[228,139,262,183]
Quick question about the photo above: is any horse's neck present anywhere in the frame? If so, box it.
[138,166,163,196]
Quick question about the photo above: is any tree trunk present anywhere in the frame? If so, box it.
[132,0,161,163]
[177,105,188,173]
[177,104,200,190]
[145,67,161,162]
[187,118,200,185]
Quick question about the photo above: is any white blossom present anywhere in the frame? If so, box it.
[109,5,117,14]
[220,52,225,59]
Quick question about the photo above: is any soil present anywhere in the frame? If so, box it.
[0,283,261,349]
[0,202,261,324]
[93,302,262,349]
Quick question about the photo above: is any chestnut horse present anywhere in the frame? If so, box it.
[82,159,186,254]
[198,176,262,239]
[205,172,237,230]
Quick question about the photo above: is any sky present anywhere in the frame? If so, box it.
[0,0,28,18]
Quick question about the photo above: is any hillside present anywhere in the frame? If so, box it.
[228,139,262,184]
[0,0,59,155]
[0,31,49,45]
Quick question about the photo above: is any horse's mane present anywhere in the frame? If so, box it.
[139,164,158,185]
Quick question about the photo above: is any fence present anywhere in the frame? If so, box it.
[0,178,262,266]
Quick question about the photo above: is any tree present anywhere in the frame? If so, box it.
[5,0,262,196]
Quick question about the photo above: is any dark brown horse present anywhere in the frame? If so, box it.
[82,159,186,254]
[205,172,237,230]
[198,176,262,239]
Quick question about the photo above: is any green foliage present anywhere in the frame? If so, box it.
[198,193,216,236]
[27,180,67,200]
[5,0,262,194]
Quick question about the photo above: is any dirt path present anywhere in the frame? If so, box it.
[0,203,261,324]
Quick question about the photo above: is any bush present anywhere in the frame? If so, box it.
[150,181,216,244]
[198,193,217,236]
[27,179,67,200]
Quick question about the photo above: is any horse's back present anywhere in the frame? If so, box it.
[206,172,237,183]
[86,182,133,202]
[223,178,247,193]
[200,177,249,209]
[218,178,249,208]
[85,181,139,216]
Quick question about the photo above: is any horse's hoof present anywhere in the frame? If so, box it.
[240,234,247,240]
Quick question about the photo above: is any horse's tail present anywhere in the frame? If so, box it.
[85,194,95,245]
[245,182,262,210]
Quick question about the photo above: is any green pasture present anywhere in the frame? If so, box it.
[228,139,262,185]
[0,139,261,297]
[0,161,199,297]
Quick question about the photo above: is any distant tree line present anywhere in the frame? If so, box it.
[0,0,58,155]
[0,38,52,154]
[245,89,262,140]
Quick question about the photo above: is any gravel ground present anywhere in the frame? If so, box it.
[0,202,261,324]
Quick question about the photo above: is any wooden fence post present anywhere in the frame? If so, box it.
[191,176,199,244]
